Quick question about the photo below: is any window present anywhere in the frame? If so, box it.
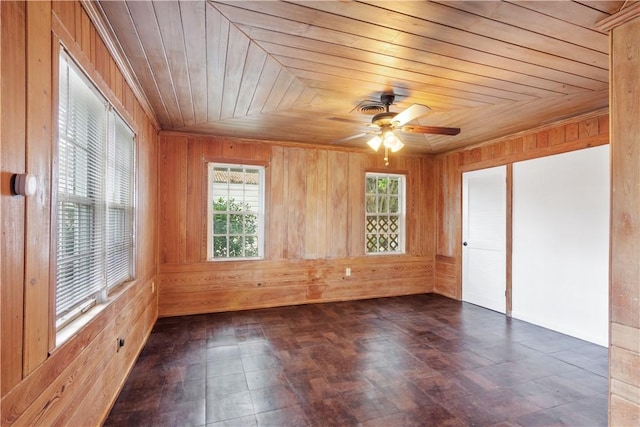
[55,52,135,330]
[207,163,265,260]
[365,172,406,254]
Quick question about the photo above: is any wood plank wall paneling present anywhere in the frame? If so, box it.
[159,135,188,264]
[157,135,436,316]
[286,147,307,259]
[1,1,158,425]
[609,12,640,425]
[138,120,160,276]
[304,149,327,259]
[187,139,205,262]
[433,112,609,300]
[1,0,27,396]
[434,154,462,299]
[158,256,434,317]
[268,145,287,260]
[326,150,349,258]
[23,0,53,376]
[347,152,366,256]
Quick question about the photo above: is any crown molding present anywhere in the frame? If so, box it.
[596,2,640,32]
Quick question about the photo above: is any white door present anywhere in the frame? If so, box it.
[462,166,506,313]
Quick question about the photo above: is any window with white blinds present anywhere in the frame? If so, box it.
[56,52,135,330]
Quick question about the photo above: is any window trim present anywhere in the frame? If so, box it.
[206,162,265,261]
[364,172,406,255]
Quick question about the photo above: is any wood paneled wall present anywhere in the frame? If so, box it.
[434,112,609,299]
[603,7,640,425]
[158,135,435,316]
[0,1,158,425]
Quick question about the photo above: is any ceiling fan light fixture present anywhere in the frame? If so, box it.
[390,139,404,153]
[380,128,404,152]
[367,135,382,151]
[339,92,458,165]
[381,128,395,147]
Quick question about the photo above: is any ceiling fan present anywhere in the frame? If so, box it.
[338,92,460,165]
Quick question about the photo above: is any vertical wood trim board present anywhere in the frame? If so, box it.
[505,163,513,316]
[23,0,53,376]
[609,13,640,426]
[1,0,27,396]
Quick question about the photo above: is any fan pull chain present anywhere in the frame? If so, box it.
[384,147,390,166]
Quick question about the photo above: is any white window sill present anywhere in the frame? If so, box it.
[54,280,133,349]
[55,302,108,348]
[365,251,406,256]
[207,257,264,262]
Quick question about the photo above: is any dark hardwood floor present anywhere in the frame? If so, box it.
[104,294,608,427]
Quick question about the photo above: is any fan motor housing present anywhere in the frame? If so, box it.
[380,92,395,106]
[372,111,397,126]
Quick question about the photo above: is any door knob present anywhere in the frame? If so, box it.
[463,242,468,246]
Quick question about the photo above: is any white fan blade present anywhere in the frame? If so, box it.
[333,132,368,144]
[391,104,431,127]
[367,135,382,151]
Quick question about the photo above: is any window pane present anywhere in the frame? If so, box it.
[389,196,399,213]
[366,177,377,193]
[245,236,258,257]
[212,195,228,212]
[389,178,399,195]
[229,236,243,257]
[379,235,388,251]
[365,195,376,213]
[229,213,243,234]
[213,236,228,257]
[214,213,228,234]
[245,214,257,234]
[389,232,399,251]
[378,216,388,232]
[213,168,229,183]
[377,195,388,213]
[377,177,388,193]
[366,234,377,252]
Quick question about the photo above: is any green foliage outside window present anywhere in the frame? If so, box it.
[212,197,258,258]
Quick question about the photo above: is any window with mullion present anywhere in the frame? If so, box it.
[365,173,405,254]
[55,52,135,331]
[208,163,264,260]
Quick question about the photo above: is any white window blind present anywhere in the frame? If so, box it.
[106,112,135,287]
[56,52,135,328]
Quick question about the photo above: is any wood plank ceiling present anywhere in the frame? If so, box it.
[96,1,627,154]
